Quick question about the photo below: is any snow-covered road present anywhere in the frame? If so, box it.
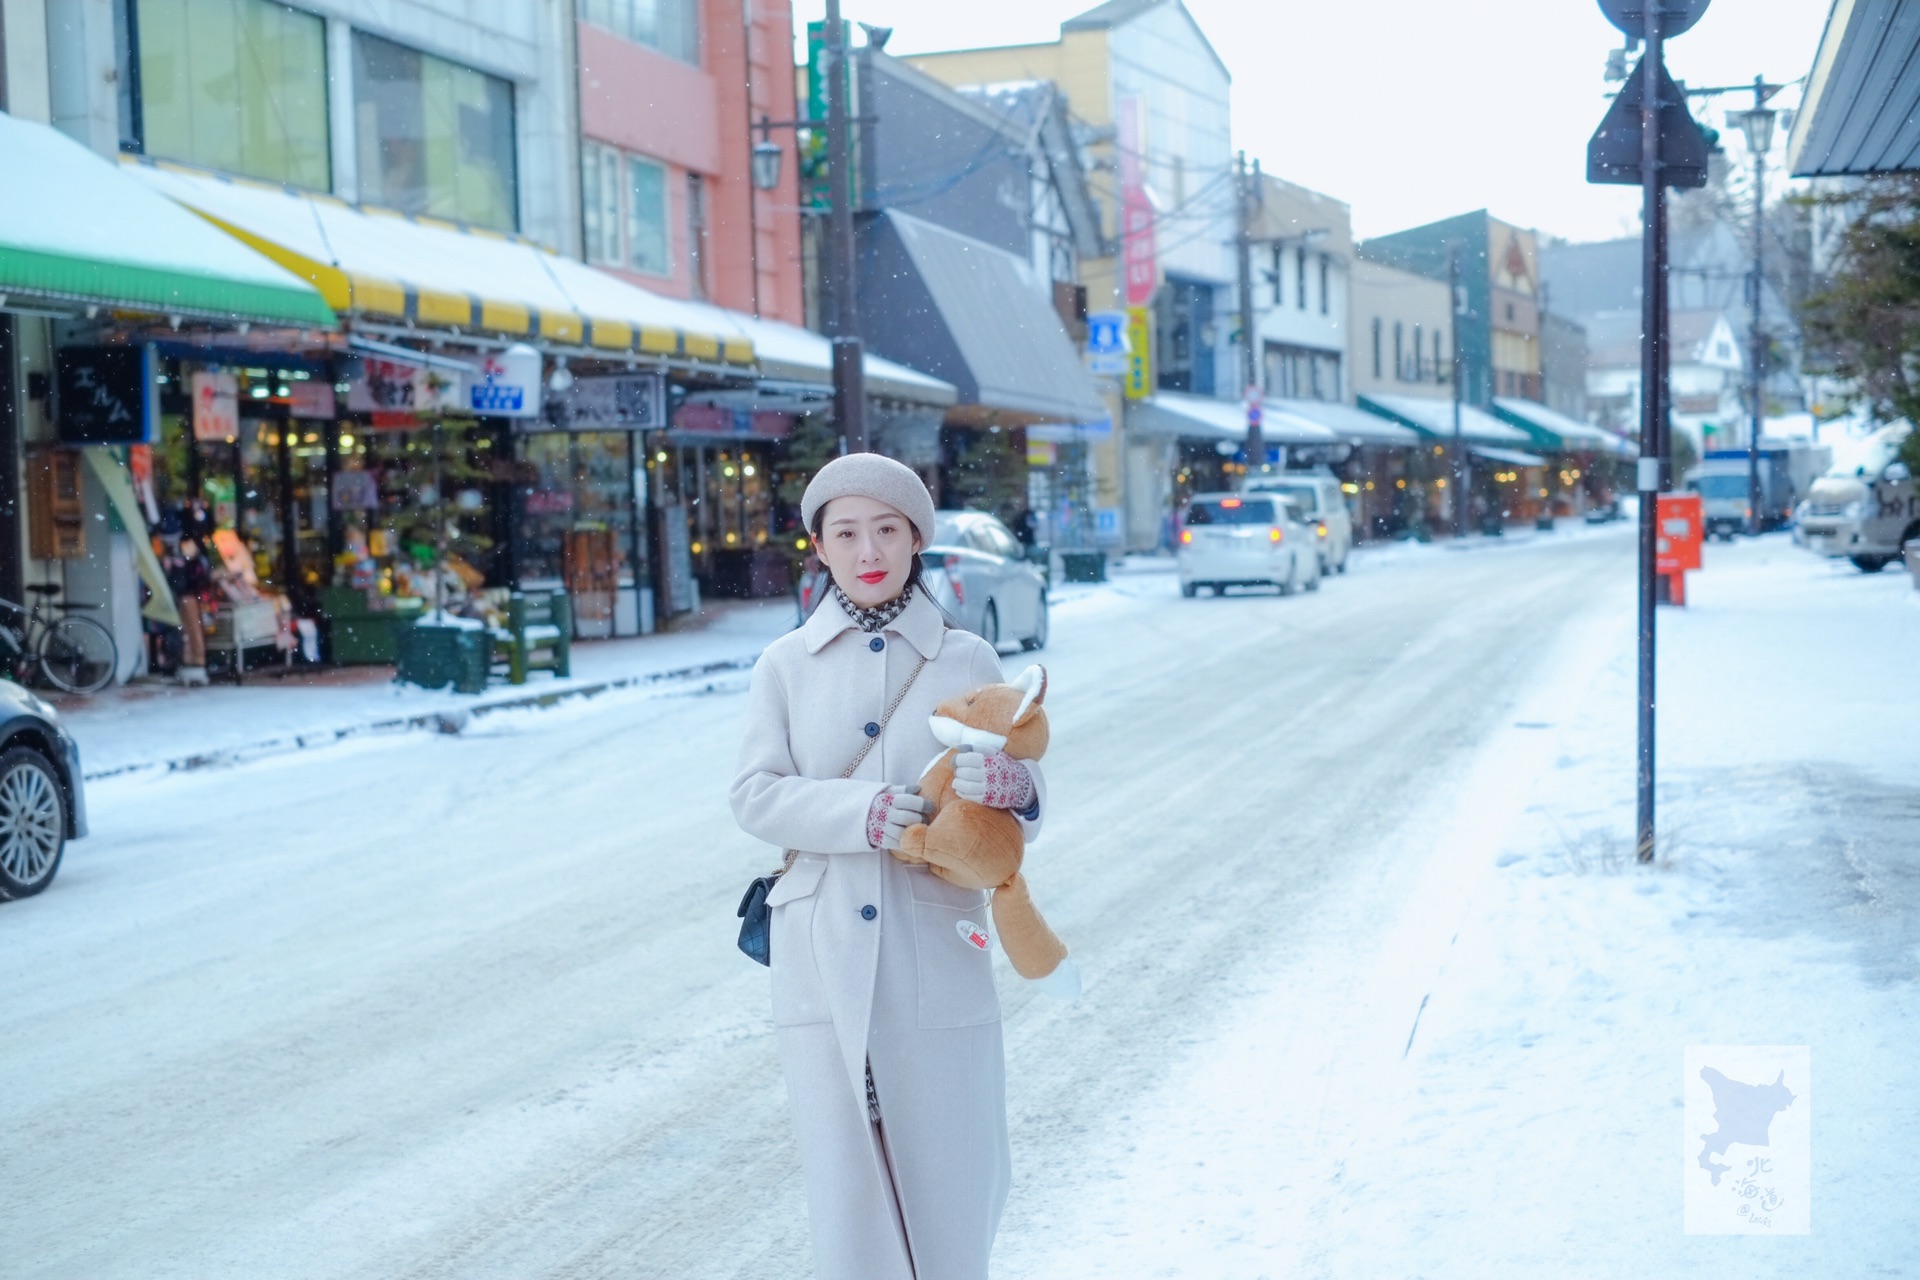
[4,528,1913,1277]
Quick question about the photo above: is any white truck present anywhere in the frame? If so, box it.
[1685,443,1832,540]
[1796,422,1919,572]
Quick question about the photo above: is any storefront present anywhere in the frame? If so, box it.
[1356,393,1548,534]
[1,115,339,683]
[1263,398,1422,541]
[122,159,760,651]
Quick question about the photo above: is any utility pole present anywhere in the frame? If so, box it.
[1449,243,1467,538]
[1634,2,1669,864]
[1235,152,1265,478]
[823,0,867,453]
[1588,0,1713,865]
[1743,74,1776,537]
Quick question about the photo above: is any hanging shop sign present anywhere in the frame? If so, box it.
[191,369,240,442]
[1124,306,1153,400]
[541,372,667,432]
[670,405,794,440]
[470,344,542,418]
[55,345,157,445]
[347,356,467,428]
[1287,442,1355,468]
[289,378,337,420]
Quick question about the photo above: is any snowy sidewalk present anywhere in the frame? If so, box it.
[1007,535,1920,1277]
[54,598,798,779]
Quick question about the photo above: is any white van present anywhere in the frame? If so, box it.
[1797,423,1919,572]
[1243,470,1354,574]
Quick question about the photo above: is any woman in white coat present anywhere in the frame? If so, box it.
[731,453,1044,1279]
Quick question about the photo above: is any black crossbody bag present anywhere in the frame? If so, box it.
[737,654,928,965]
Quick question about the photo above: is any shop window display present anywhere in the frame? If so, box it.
[330,422,500,613]
[516,432,642,638]
[646,437,779,600]
[147,367,329,677]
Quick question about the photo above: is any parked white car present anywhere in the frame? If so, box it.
[1243,469,1354,574]
[1177,491,1318,597]
[920,510,1049,651]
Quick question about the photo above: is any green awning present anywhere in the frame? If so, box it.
[0,114,335,329]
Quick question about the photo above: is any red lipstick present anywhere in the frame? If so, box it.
[858,571,889,584]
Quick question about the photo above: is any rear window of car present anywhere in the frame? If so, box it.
[1257,484,1320,514]
[1186,498,1277,525]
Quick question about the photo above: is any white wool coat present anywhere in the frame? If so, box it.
[731,588,1044,1280]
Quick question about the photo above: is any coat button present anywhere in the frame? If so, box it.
[861,904,877,920]
[864,721,880,737]
[870,636,885,652]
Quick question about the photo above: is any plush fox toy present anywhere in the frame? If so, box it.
[894,665,1079,998]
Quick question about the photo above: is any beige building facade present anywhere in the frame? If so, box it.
[1348,259,1453,403]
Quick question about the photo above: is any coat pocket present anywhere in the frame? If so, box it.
[769,857,832,1027]
[912,898,1000,1030]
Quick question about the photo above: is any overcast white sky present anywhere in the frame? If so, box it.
[790,0,1835,244]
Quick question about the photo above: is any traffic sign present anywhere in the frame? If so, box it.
[1086,310,1127,376]
[1597,0,1709,38]
[1587,56,1710,189]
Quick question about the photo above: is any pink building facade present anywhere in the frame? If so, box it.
[576,0,803,323]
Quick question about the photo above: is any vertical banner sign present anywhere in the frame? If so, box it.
[191,370,239,442]
[801,21,849,212]
[1124,305,1153,400]
[1118,96,1157,308]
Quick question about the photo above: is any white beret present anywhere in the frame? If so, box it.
[800,452,937,546]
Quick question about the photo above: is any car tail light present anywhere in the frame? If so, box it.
[1316,523,1327,538]
[1269,528,1283,543]
[943,554,965,604]
[1180,529,1193,545]
[1220,497,1243,509]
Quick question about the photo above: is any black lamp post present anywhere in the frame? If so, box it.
[1735,88,1777,536]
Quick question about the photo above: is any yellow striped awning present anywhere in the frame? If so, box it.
[125,160,752,366]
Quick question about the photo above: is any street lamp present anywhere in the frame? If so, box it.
[750,138,782,192]
[1736,103,1776,156]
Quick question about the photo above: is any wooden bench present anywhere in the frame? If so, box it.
[493,589,571,685]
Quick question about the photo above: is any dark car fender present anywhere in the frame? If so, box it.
[0,712,87,839]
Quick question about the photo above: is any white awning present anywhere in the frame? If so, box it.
[126,159,752,365]
[0,114,333,328]
[701,309,957,407]
[1471,445,1548,468]
[1359,393,1537,446]
[1493,397,1636,457]
[1268,396,1421,446]
[1133,391,1340,444]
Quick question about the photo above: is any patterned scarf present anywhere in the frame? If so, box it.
[833,581,914,633]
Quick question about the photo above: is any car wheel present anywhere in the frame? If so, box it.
[1209,584,1224,597]
[981,601,1000,648]
[0,746,66,900]
[1306,558,1321,592]
[1022,594,1049,650]
[1180,580,1197,598]
[1276,565,1295,597]
[1336,551,1348,575]
[1850,555,1891,573]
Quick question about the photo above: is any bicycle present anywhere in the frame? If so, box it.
[0,586,119,695]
